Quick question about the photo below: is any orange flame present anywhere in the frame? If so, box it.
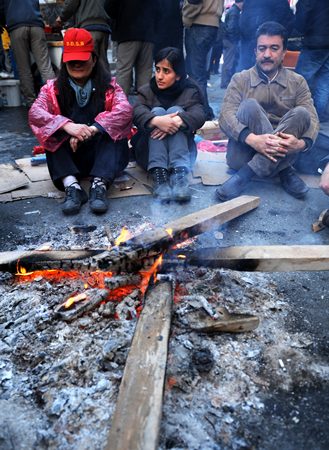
[165,228,173,238]
[139,254,163,295]
[115,226,132,246]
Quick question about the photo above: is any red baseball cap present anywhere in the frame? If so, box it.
[62,28,94,63]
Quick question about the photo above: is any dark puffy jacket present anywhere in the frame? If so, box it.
[224,3,241,43]
[239,0,294,42]
[132,77,206,160]
[295,0,329,49]
[106,0,158,43]
[3,0,44,32]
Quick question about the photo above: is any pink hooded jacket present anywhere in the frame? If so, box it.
[28,77,133,152]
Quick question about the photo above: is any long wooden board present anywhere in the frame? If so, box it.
[0,196,260,272]
[105,280,173,450]
[184,245,329,272]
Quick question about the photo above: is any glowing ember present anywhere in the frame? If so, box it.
[15,266,113,287]
[172,236,196,249]
[177,254,186,259]
[115,226,132,246]
[15,255,165,318]
[64,292,87,309]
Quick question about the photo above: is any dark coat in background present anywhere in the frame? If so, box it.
[3,0,44,32]
[153,0,183,56]
[106,0,158,44]
[237,0,294,70]
[295,0,329,49]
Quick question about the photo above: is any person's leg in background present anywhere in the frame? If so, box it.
[9,26,37,106]
[296,49,329,122]
[185,24,218,120]
[116,41,139,95]
[30,27,55,83]
[135,41,154,92]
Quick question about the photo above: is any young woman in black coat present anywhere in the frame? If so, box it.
[133,47,206,202]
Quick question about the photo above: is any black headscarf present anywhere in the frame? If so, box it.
[150,76,187,109]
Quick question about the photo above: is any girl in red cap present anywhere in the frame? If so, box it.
[29,28,133,215]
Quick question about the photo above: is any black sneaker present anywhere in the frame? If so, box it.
[170,167,191,202]
[62,186,88,215]
[279,167,309,199]
[215,173,249,202]
[89,184,108,213]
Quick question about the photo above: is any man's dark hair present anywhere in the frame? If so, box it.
[256,21,288,50]
[56,53,112,117]
[154,47,186,79]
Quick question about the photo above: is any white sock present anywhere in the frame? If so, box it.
[62,175,81,190]
[92,177,107,190]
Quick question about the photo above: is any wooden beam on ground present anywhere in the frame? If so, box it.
[0,196,260,273]
[184,245,329,272]
[0,249,103,272]
[105,280,173,450]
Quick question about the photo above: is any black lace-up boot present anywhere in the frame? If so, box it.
[149,167,171,202]
[62,185,88,215]
[170,166,191,202]
[89,178,109,213]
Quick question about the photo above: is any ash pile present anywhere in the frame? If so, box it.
[0,243,328,449]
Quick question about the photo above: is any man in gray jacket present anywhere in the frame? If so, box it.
[216,21,319,202]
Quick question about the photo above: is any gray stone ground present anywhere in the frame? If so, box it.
[0,72,328,449]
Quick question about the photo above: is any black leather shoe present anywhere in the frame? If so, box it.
[149,167,171,202]
[279,167,309,199]
[89,185,108,213]
[170,167,191,202]
[62,186,88,215]
[215,173,249,202]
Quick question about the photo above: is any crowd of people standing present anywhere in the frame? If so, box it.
[0,0,329,216]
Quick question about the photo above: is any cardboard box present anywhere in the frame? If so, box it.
[197,120,227,141]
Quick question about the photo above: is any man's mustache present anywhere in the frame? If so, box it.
[261,59,274,63]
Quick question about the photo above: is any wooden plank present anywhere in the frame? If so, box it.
[185,245,329,272]
[105,280,173,450]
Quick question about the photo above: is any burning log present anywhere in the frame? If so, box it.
[104,274,141,290]
[0,249,103,273]
[180,245,329,272]
[106,280,173,450]
[0,196,260,273]
[90,195,260,272]
[54,288,109,321]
